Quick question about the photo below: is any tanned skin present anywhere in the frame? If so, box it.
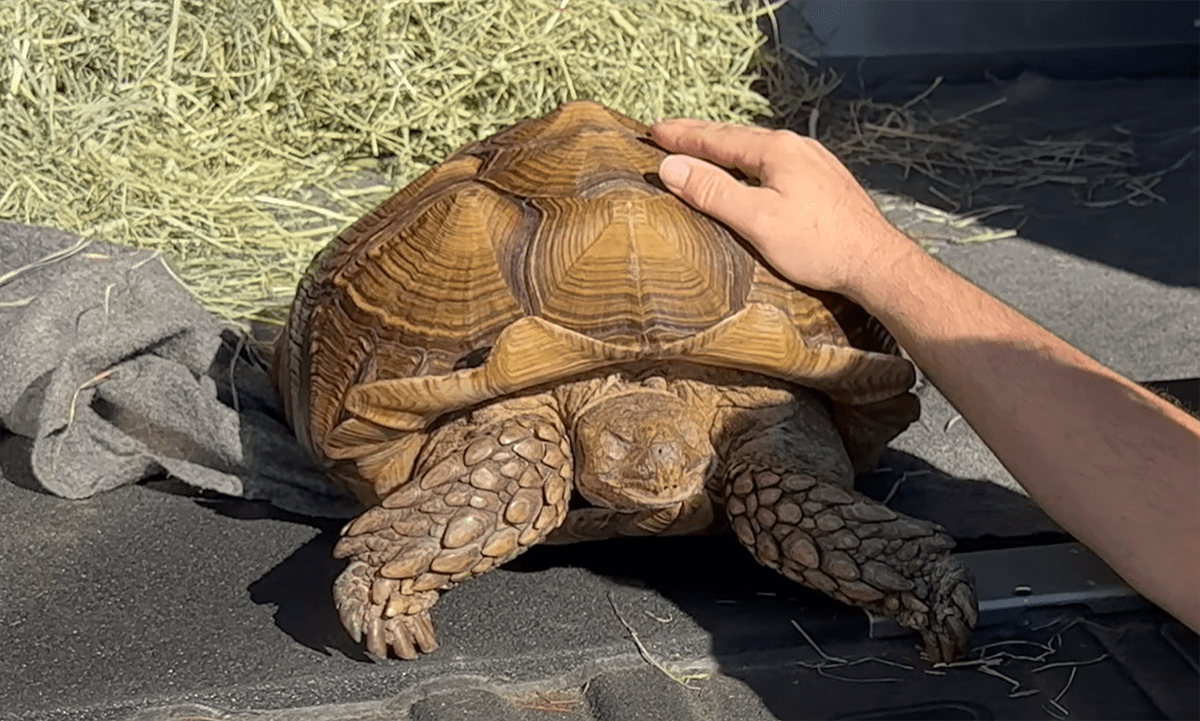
[651,118,1200,633]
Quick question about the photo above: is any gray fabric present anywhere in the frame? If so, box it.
[0,222,359,517]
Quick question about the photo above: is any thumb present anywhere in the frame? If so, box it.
[657,155,763,238]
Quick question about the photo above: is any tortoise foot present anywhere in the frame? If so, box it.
[913,556,977,664]
[726,466,978,663]
[334,560,440,659]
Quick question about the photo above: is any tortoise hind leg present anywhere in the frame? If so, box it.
[332,403,573,659]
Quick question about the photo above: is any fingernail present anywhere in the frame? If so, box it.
[659,155,691,190]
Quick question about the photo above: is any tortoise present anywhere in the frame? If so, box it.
[272,100,978,663]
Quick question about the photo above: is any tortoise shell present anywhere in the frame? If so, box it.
[273,101,917,501]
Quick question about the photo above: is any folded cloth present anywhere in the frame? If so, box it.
[0,222,359,518]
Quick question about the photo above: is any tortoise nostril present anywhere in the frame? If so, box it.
[651,442,678,463]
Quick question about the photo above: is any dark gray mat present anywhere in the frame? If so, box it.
[2,74,1196,721]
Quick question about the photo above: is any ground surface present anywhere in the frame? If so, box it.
[1,75,1197,721]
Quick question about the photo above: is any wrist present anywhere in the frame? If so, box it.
[840,225,925,312]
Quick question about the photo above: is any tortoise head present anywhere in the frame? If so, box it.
[572,383,713,511]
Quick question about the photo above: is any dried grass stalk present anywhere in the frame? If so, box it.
[1,0,775,322]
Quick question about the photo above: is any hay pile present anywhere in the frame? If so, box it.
[2,0,1190,323]
[1,0,775,322]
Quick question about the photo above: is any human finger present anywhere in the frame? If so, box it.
[652,119,779,181]
[657,154,780,242]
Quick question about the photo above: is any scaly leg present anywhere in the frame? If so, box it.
[333,408,572,659]
[720,395,977,663]
[725,463,977,662]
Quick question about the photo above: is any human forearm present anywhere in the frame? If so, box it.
[650,119,1200,628]
[852,234,1200,630]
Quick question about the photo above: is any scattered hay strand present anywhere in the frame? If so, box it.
[66,369,117,429]
[1044,665,1077,719]
[789,619,912,683]
[977,662,1023,694]
[924,614,1114,710]
[790,618,847,664]
[0,236,92,289]
[1032,654,1110,673]
[508,689,582,714]
[758,52,1193,221]
[608,592,711,689]
[643,609,674,623]
[880,469,929,506]
[780,610,1115,712]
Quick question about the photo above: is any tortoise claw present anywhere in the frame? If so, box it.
[386,612,438,660]
[366,616,388,659]
[409,612,438,653]
[390,622,417,660]
[953,581,979,628]
[346,616,364,645]
[920,566,978,664]
[334,559,441,660]
[334,560,373,643]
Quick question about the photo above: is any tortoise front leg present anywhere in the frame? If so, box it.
[724,466,977,662]
[720,398,978,663]
[332,407,572,659]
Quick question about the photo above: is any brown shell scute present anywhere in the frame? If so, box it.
[469,100,754,346]
[334,184,528,343]
[526,190,753,347]
[477,131,662,198]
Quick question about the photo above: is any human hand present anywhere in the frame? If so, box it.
[651,119,912,300]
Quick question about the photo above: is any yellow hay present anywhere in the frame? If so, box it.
[0,0,776,322]
[1,1,1189,323]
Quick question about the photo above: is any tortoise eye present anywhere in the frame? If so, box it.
[453,346,491,370]
[600,430,631,461]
